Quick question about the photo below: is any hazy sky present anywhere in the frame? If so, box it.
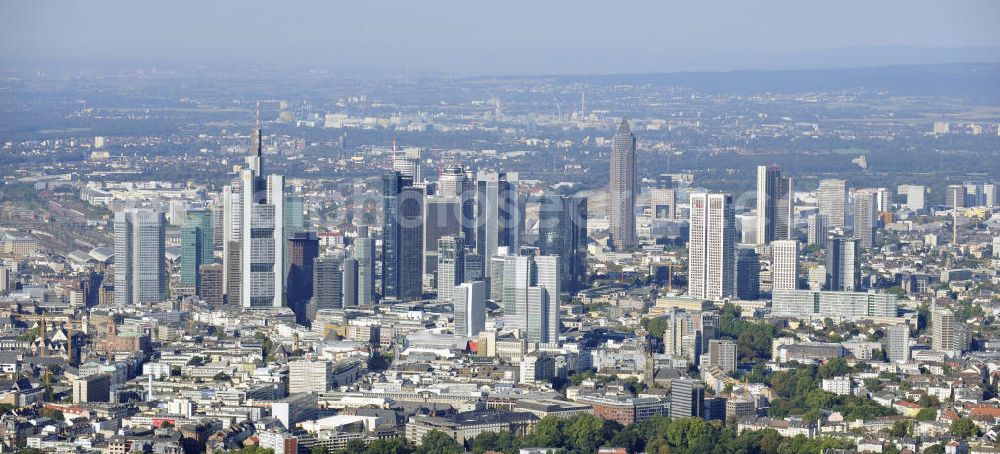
[2,0,999,75]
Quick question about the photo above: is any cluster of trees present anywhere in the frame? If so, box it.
[313,413,862,454]
[470,414,855,454]
[719,303,776,361]
[641,317,668,338]
[367,352,393,372]
[642,303,776,362]
[766,359,895,421]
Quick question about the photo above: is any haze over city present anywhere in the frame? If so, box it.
[1,2,1000,454]
[3,0,1000,74]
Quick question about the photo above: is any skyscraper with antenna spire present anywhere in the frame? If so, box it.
[240,101,286,308]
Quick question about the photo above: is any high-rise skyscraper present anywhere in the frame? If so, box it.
[755,165,793,245]
[284,191,305,237]
[454,281,486,337]
[806,214,829,246]
[180,208,213,292]
[354,226,375,305]
[392,147,422,182]
[423,195,463,286]
[436,236,465,302]
[502,254,560,344]
[198,264,224,306]
[736,246,760,301]
[608,118,637,251]
[853,188,879,249]
[771,240,799,291]
[240,114,285,309]
[876,187,893,213]
[670,378,705,419]
[931,308,959,356]
[886,324,909,363]
[964,181,984,207]
[537,194,588,292]
[650,188,677,219]
[382,172,424,302]
[210,203,225,251]
[531,255,560,344]
[826,235,860,291]
[897,184,926,211]
[286,232,319,322]
[984,182,998,208]
[341,257,358,308]
[437,164,476,247]
[114,208,166,306]
[946,185,965,211]
[475,170,521,277]
[708,339,737,373]
[222,183,242,303]
[312,255,343,312]
[688,192,735,300]
[817,179,847,229]
[225,241,240,305]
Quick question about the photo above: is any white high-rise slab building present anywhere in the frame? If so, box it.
[853,188,879,249]
[454,281,486,337]
[502,254,560,344]
[897,184,926,211]
[688,192,735,300]
[817,179,847,229]
[887,325,909,363]
[807,214,829,246]
[771,240,799,291]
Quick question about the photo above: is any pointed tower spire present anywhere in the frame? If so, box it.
[617,116,631,135]
[256,100,260,129]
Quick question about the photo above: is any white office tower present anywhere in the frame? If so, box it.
[688,192,735,300]
[354,226,375,306]
[436,236,464,302]
[502,254,560,344]
[650,188,677,219]
[454,281,486,337]
[876,187,893,213]
[985,183,998,208]
[897,184,926,211]
[393,147,422,182]
[932,308,960,357]
[817,179,847,229]
[240,115,286,309]
[771,240,799,291]
[114,208,166,306]
[853,188,879,249]
[755,165,793,245]
[886,325,909,363]
[222,184,243,298]
[807,214,828,246]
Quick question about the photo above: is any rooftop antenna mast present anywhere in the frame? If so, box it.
[392,139,398,170]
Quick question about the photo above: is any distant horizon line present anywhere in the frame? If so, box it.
[2,45,1000,78]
